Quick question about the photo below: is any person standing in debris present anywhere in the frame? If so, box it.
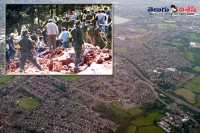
[59,27,70,48]
[42,27,47,45]
[8,33,16,60]
[69,20,85,74]
[46,19,59,51]
[94,24,107,49]
[87,23,94,45]
[18,30,42,73]
[31,31,38,43]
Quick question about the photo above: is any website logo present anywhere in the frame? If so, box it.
[147,5,197,18]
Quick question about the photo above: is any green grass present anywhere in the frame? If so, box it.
[0,76,14,83]
[102,90,113,96]
[193,66,200,72]
[189,33,200,41]
[137,126,165,133]
[57,75,81,81]
[184,76,200,93]
[173,38,181,41]
[185,51,195,62]
[131,112,164,126]
[74,98,84,103]
[128,106,143,116]
[147,23,177,29]
[18,98,39,110]
[114,47,129,53]
[171,41,184,47]
[136,28,147,33]
[133,39,147,44]
[126,125,136,133]
[175,88,196,103]
[107,102,128,117]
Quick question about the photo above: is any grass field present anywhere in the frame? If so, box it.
[18,97,39,110]
[0,76,14,83]
[184,76,200,93]
[175,88,196,103]
[136,28,147,33]
[107,102,129,117]
[173,38,181,41]
[128,106,143,116]
[185,51,195,62]
[137,126,165,133]
[193,66,200,72]
[57,75,81,81]
[131,112,164,126]
[189,33,200,41]
[171,41,183,47]
[126,125,136,133]
[74,98,84,103]
[133,39,147,44]
[114,47,128,53]
[147,23,177,29]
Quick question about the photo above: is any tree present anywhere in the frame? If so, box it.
[153,119,157,125]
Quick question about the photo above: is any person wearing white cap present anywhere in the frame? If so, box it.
[46,19,59,51]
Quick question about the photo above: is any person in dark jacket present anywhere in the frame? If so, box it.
[69,20,85,74]
[18,30,42,73]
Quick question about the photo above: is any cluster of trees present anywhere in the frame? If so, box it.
[141,100,165,111]
[52,82,66,92]
[156,80,175,90]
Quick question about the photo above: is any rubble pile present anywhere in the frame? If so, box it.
[6,43,112,75]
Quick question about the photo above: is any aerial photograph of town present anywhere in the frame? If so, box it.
[1,0,200,133]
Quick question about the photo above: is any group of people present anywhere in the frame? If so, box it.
[6,6,113,74]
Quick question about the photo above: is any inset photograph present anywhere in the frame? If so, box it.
[5,4,113,75]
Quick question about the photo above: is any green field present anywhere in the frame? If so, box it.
[171,41,183,47]
[133,39,147,44]
[184,76,200,93]
[57,75,81,81]
[189,33,200,41]
[128,106,143,116]
[147,23,177,29]
[114,47,129,53]
[136,28,147,33]
[131,112,164,126]
[126,125,136,133]
[137,126,165,133]
[107,102,128,117]
[175,88,196,103]
[185,51,195,62]
[0,76,14,83]
[173,38,181,41]
[18,98,39,110]
[193,66,200,72]
[74,98,84,103]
